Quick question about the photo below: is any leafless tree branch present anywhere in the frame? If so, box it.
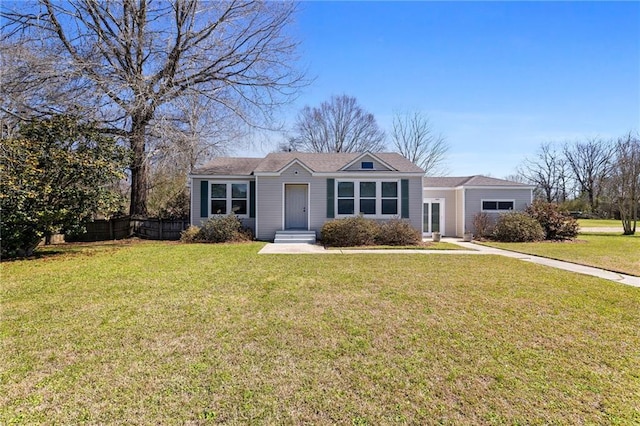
[289,94,386,153]
[1,0,306,215]
[391,111,448,175]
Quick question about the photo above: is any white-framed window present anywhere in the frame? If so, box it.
[482,200,515,211]
[336,180,399,217]
[337,181,355,215]
[361,161,374,169]
[210,182,249,217]
[381,181,398,215]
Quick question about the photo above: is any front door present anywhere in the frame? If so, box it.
[423,198,445,236]
[285,184,308,229]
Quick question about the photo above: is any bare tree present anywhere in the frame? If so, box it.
[147,94,247,216]
[391,111,448,175]
[563,137,615,212]
[518,142,571,203]
[289,94,386,153]
[1,0,304,215]
[608,132,640,234]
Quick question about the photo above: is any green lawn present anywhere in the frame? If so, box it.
[2,241,639,424]
[578,218,624,228]
[330,241,466,250]
[483,233,640,276]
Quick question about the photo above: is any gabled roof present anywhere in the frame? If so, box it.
[424,175,533,188]
[341,152,398,171]
[254,152,424,173]
[192,157,263,176]
[193,152,424,175]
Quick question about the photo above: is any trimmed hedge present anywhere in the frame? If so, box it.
[376,219,422,246]
[180,215,253,243]
[320,216,379,247]
[321,216,420,247]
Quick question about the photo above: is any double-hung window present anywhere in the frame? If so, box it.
[337,182,355,215]
[210,182,248,217]
[336,180,399,217]
[359,182,376,214]
[381,182,398,215]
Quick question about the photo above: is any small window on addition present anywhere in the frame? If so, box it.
[361,161,374,169]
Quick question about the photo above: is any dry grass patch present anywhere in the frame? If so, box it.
[2,241,639,424]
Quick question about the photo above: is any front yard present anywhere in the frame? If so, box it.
[2,241,639,424]
[483,233,640,276]
[578,218,626,228]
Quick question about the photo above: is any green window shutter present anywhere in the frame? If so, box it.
[326,178,335,218]
[401,179,409,218]
[200,180,209,217]
[249,180,256,218]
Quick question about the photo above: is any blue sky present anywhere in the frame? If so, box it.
[251,1,639,178]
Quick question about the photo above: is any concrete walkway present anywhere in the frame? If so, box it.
[258,237,640,288]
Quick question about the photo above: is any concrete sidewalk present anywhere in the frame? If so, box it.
[447,239,640,288]
[258,238,640,288]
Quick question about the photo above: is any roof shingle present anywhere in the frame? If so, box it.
[423,175,531,188]
[192,157,263,176]
[193,152,424,175]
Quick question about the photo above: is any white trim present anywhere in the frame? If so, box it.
[340,152,398,172]
[423,186,457,191]
[282,182,310,230]
[422,198,446,236]
[481,199,516,212]
[424,185,535,190]
[334,179,401,219]
[255,171,425,178]
[277,159,315,175]
[457,185,536,190]
[209,181,250,218]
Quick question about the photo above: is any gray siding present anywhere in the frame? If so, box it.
[406,176,424,233]
[423,188,457,236]
[256,167,424,241]
[256,167,328,241]
[456,189,465,237]
[464,188,533,235]
[190,177,255,232]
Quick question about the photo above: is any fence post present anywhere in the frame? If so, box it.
[159,218,163,240]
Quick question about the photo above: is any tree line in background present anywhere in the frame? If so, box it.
[1,0,635,256]
[1,0,305,217]
[1,1,449,228]
[517,132,639,234]
[283,94,449,175]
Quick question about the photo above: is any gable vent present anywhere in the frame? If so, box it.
[361,161,374,169]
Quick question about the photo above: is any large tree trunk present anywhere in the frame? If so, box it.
[129,116,149,216]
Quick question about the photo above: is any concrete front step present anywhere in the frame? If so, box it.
[274,230,316,244]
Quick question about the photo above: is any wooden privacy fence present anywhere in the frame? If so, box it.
[130,217,190,240]
[65,217,189,242]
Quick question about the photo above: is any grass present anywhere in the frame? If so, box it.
[482,233,640,276]
[578,218,624,228]
[329,241,467,250]
[2,240,640,424]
